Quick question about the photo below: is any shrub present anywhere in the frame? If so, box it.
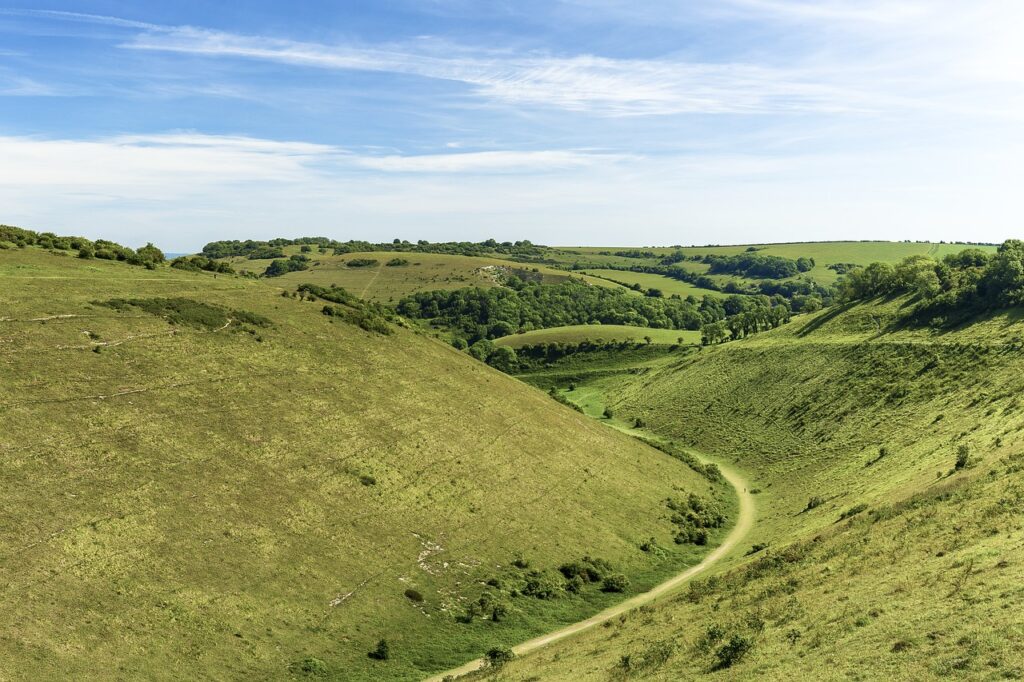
[404,588,424,602]
[522,570,562,599]
[346,258,379,268]
[367,639,390,660]
[359,474,377,486]
[485,647,515,667]
[289,657,328,676]
[559,556,613,583]
[601,573,630,593]
[603,407,614,419]
[386,258,409,266]
[714,634,753,669]
[956,444,971,470]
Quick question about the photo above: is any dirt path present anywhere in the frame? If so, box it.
[424,455,755,681]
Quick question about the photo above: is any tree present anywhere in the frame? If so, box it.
[136,242,165,263]
[486,346,518,373]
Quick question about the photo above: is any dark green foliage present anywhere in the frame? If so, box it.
[559,556,613,583]
[171,255,234,274]
[385,258,409,266]
[264,255,309,277]
[667,493,726,545]
[603,407,614,419]
[705,253,807,279]
[367,639,390,661]
[484,647,515,667]
[404,588,424,602]
[398,276,723,343]
[201,236,546,259]
[136,243,165,263]
[346,258,379,268]
[359,474,377,486]
[714,634,753,669]
[601,573,630,593]
[521,570,562,600]
[836,243,1024,325]
[956,444,971,470]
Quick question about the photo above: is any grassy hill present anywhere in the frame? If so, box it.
[226,248,625,302]
[494,325,699,349]
[487,295,1024,680]
[553,241,998,288]
[0,247,728,680]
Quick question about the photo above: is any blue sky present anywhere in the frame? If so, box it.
[1,1,1022,251]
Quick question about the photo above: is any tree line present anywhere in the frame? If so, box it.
[1,224,165,269]
[201,237,546,260]
[837,241,1024,324]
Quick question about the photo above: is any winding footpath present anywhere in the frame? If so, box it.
[425,455,755,681]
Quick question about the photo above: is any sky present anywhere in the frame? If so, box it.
[0,1,1023,251]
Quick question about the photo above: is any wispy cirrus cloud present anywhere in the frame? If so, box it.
[1,8,865,116]
[124,28,864,116]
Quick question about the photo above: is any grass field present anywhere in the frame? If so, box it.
[579,269,723,298]
[490,295,1024,680]
[0,247,728,681]
[228,250,626,302]
[494,325,700,348]
[551,241,998,287]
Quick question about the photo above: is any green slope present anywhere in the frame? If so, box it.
[0,248,726,680]
[494,296,1024,680]
[494,325,699,348]
[226,249,624,302]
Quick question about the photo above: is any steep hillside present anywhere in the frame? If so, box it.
[491,297,1024,680]
[224,248,623,302]
[0,248,726,680]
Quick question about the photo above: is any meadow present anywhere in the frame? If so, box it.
[494,325,699,348]
[481,292,1024,680]
[0,246,727,681]
[6,235,1022,681]
[228,248,625,302]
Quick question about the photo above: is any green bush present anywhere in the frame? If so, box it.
[346,258,379,268]
[601,573,630,593]
[955,444,970,470]
[714,634,753,669]
[289,657,329,676]
[485,647,515,667]
[404,588,424,602]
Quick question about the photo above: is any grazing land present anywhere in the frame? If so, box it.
[6,232,1023,681]
[227,248,624,302]
[488,292,1024,680]
[494,325,699,348]
[0,244,728,681]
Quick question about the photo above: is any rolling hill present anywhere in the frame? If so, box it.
[483,293,1024,680]
[0,246,727,680]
